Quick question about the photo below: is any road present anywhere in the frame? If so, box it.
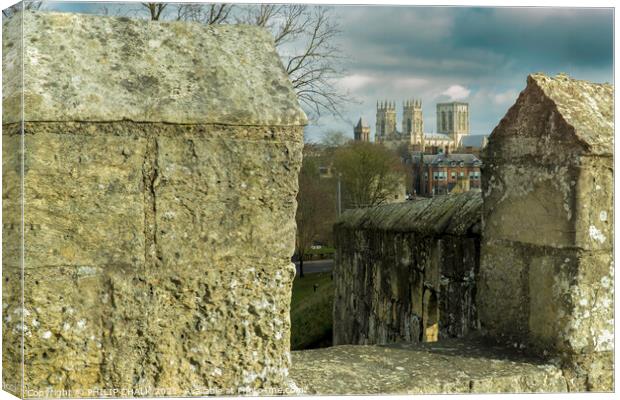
[294,259,334,276]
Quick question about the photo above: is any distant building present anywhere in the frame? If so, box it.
[458,134,489,156]
[353,117,371,141]
[375,100,470,152]
[412,152,482,197]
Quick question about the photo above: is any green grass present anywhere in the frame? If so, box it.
[290,272,334,350]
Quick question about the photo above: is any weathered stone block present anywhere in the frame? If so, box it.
[479,73,613,391]
[477,241,529,339]
[23,129,147,268]
[482,163,578,248]
[3,10,305,397]
[574,156,613,251]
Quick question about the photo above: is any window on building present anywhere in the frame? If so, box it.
[460,171,464,177]
[451,172,456,179]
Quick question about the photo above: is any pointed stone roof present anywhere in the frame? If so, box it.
[356,117,370,129]
[527,73,613,155]
[3,11,307,126]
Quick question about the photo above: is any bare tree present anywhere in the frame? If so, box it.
[248,6,348,121]
[175,3,232,24]
[142,2,167,21]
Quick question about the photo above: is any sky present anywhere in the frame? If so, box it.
[32,2,615,142]
[320,5,614,142]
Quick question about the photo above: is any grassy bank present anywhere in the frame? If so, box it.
[290,272,334,350]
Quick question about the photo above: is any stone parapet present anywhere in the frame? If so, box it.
[333,192,482,345]
[2,11,305,397]
[479,73,613,391]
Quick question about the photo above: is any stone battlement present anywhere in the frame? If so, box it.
[3,11,305,397]
[1,9,612,397]
[333,192,482,345]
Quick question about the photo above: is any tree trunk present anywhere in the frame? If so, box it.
[299,256,305,278]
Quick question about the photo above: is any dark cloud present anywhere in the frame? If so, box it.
[335,6,612,79]
[450,8,613,71]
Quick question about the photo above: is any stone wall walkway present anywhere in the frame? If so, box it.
[290,338,567,394]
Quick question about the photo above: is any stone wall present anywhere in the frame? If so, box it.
[478,73,613,391]
[2,11,305,397]
[333,191,482,345]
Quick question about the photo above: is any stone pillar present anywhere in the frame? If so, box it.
[478,73,613,391]
[3,11,306,397]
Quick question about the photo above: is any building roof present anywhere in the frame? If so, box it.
[413,153,482,167]
[526,73,612,155]
[436,101,469,107]
[460,134,489,148]
[424,132,453,141]
[3,11,307,126]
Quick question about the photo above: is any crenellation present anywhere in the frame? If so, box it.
[329,72,613,394]
[3,11,305,397]
[479,73,613,391]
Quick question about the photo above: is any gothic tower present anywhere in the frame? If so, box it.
[402,99,424,147]
[375,100,396,143]
[436,102,469,148]
[353,117,370,142]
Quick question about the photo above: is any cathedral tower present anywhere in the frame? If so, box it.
[402,99,424,147]
[436,102,469,147]
[353,117,370,142]
[375,100,396,143]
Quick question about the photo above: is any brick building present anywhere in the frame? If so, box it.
[412,153,482,196]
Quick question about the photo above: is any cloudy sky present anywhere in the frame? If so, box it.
[40,2,614,142]
[319,5,613,142]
